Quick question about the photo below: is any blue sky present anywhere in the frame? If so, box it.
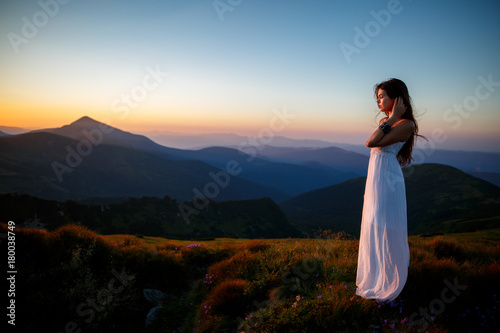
[1,0,499,151]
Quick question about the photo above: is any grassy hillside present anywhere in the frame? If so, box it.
[281,163,500,236]
[405,163,500,233]
[4,223,498,332]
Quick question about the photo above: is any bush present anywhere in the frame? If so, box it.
[195,279,250,332]
[202,279,249,317]
[206,250,260,286]
[429,236,466,261]
[245,239,271,253]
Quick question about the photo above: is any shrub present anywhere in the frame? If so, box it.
[314,228,356,240]
[202,279,249,317]
[207,250,260,286]
[120,234,143,247]
[429,237,466,261]
[51,224,108,253]
[155,242,181,251]
[245,239,271,253]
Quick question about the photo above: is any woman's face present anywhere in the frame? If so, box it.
[376,89,394,113]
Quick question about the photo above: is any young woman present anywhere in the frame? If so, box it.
[356,78,422,303]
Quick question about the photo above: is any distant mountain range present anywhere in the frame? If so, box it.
[0,117,368,201]
[0,130,285,202]
[1,116,499,238]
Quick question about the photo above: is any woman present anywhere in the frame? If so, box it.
[356,78,422,303]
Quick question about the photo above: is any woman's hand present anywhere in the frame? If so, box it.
[391,97,407,119]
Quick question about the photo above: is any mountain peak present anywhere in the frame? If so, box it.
[70,116,104,127]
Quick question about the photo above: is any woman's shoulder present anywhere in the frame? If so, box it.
[395,118,415,129]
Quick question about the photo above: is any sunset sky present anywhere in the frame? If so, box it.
[1,0,499,151]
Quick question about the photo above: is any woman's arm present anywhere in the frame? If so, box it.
[365,97,415,148]
[365,120,415,148]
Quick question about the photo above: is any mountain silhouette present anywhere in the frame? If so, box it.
[9,116,367,197]
[3,116,499,216]
[34,116,183,157]
[258,145,370,175]
[0,131,287,202]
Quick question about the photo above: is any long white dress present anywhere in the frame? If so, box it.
[356,141,409,303]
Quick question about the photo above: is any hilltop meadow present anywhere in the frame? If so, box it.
[4,223,499,332]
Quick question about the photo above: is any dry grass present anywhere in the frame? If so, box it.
[2,223,498,332]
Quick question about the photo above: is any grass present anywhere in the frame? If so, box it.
[3,223,499,332]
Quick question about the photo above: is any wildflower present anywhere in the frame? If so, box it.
[296,295,301,301]
[318,295,322,299]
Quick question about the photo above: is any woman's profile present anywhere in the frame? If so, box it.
[356,78,423,303]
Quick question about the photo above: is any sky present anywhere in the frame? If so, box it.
[1,0,499,152]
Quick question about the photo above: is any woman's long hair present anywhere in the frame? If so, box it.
[374,78,424,166]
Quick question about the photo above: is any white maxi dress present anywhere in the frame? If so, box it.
[356,141,410,303]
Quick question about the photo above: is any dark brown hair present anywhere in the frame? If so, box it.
[374,78,424,166]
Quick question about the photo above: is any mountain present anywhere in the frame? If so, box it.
[15,117,363,197]
[168,146,358,196]
[0,131,287,202]
[467,171,500,187]
[412,148,500,173]
[280,163,500,236]
[0,194,301,239]
[5,116,498,204]
[146,131,339,150]
[0,125,31,135]
[256,145,370,175]
[33,116,184,158]
[404,163,500,233]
